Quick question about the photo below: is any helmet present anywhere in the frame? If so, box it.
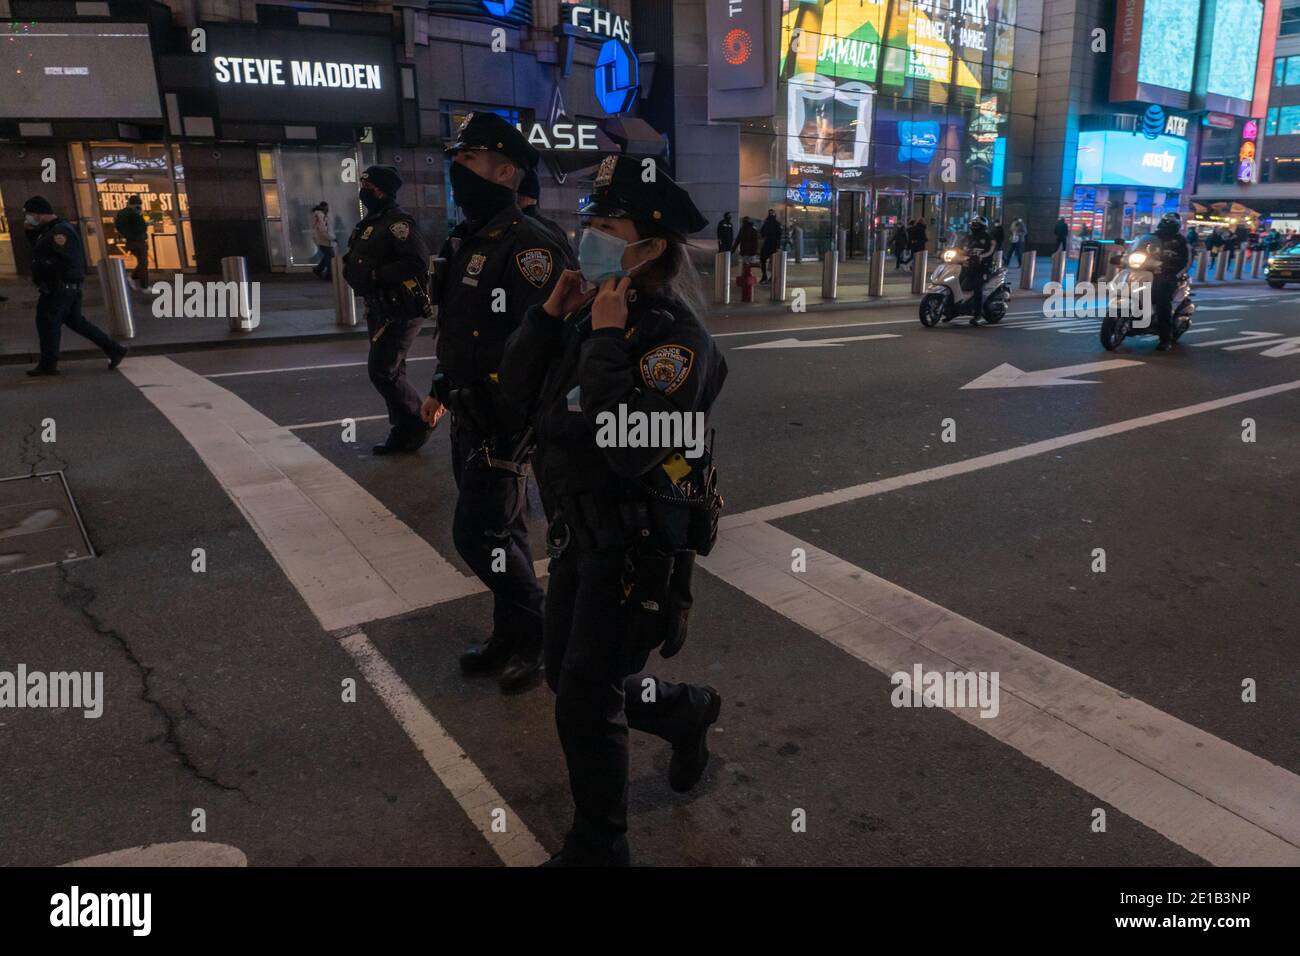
[1156,212,1182,237]
[968,215,988,233]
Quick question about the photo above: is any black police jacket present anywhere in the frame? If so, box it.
[1143,233,1191,278]
[433,202,572,392]
[522,204,570,251]
[499,289,727,512]
[342,201,430,300]
[28,219,86,286]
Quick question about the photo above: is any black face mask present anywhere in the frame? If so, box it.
[449,161,515,222]
[359,188,388,213]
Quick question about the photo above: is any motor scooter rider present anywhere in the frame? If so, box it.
[958,216,996,320]
[1147,213,1191,351]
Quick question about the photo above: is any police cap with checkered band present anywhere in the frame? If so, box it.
[579,155,708,238]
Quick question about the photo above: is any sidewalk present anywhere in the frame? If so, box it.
[0,258,1273,363]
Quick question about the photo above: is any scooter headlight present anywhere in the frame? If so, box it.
[943,249,958,262]
[1127,252,1148,269]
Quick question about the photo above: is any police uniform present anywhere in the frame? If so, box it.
[23,197,126,375]
[434,111,575,693]
[343,165,433,453]
[519,165,570,250]
[498,155,726,865]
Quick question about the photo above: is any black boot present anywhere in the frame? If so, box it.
[540,834,631,867]
[459,635,517,676]
[668,687,722,793]
[498,640,543,695]
[108,345,129,369]
[26,366,58,377]
[372,426,430,455]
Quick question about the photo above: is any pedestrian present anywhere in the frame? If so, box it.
[310,201,334,279]
[113,194,150,291]
[1054,217,1069,252]
[990,219,1006,256]
[22,196,128,376]
[518,166,570,249]
[498,154,725,866]
[891,221,910,269]
[759,208,781,283]
[417,111,575,694]
[716,212,734,253]
[342,165,434,456]
[1206,229,1222,265]
[908,218,928,260]
[1008,218,1026,267]
[1185,224,1199,252]
[790,219,804,262]
[733,215,759,273]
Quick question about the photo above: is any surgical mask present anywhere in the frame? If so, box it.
[578,227,651,284]
[23,214,40,229]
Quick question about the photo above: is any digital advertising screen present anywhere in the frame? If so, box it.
[1206,0,1264,105]
[785,73,874,168]
[1074,129,1188,190]
[875,0,1009,93]
[204,24,399,126]
[1111,0,1199,107]
[0,22,162,120]
[780,0,887,84]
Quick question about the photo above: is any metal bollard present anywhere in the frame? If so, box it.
[768,250,788,303]
[1196,250,1210,282]
[1234,249,1246,280]
[1105,254,1120,282]
[1253,249,1265,278]
[713,251,731,305]
[821,249,838,301]
[1050,249,1067,285]
[868,249,886,297]
[1019,251,1037,290]
[838,229,847,262]
[333,256,357,327]
[911,250,929,294]
[220,255,257,331]
[101,257,136,339]
[1214,251,1228,281]
[1077,248,1096,287]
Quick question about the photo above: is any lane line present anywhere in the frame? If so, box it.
[208,356,436,379]
[288,414,387,431]
[699,522,1300,866]
[120,356,478,630]
[339,631,548,867]
[726,378,1300,527]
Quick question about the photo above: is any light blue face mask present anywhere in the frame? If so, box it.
[578,227,650,284]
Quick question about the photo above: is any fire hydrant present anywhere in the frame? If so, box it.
[736,260,757,302]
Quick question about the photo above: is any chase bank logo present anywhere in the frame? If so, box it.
[595,38,639,114]
[1141,104,1164,139]
[481,0,514,16]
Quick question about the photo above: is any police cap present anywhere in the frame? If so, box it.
[579,155,708,237]
[361,165,403,195]
[445,111,538,172]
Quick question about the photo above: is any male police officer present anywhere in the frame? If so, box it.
[517,166,569,250]
[23,196,127,376]
[417,112,573,694]
[343,165,434,455]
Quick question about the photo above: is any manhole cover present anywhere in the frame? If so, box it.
[0,472,95,574]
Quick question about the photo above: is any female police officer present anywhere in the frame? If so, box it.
[499,156,726,866]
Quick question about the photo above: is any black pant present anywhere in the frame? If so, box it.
[365,308,425,438]
[35,286,121,369]
[1152,276,1178,343]
[312,245,333,278]
[450,419,544,651]
[544,540,711,861]
[1008,242,1023,267]
[760,245,778,281]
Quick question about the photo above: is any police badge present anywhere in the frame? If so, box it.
[389,221,410,241]
[467,254,487,276]
[595,154,618,188]
[361,226,374,240]
[516,248,554,288]
[639,344,695,396]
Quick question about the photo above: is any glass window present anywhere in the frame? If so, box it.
[258,150,276,181]
[1276,56,1287,86]
[1287,55,1300,85]
[1278,105,1300,135]
[1267,107,1279,135]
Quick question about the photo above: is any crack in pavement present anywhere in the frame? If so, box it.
[18,421,70,477]
[56,563,253,802]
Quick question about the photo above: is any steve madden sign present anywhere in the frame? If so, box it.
[212,56,384,90]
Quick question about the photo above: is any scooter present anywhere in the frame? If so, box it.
[918,246,1010,327]
[1099,240,1194,351]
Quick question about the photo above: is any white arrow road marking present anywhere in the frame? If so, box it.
[699,523,1300,867]
[1190,331,1282,348]
[61,842,248,867]
[961,359,1144,390]
[734,332,900,351]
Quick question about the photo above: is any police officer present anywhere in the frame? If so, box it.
[343,165,434,455]
[517,166,569,249]
[417,111,573,694]
[1149,213,1191,351]
[959,215,997,324]
[498,155,726,865]
[21,196,128,376]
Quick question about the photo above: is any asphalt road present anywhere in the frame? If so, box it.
[2,282,1297,867]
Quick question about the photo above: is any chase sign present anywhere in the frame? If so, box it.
[594,39,638,114]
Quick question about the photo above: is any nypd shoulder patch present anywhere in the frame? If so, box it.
[389,221,410,241]
[639,344,695,396]
[516,248,554,288]
[53,233,67,246]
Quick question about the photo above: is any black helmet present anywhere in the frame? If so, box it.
[968,215,988,233]
[1156,212,1181,237]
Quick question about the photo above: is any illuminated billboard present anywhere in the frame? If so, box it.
[785,73,873,168]
[780,0,887,84]
[875,0,1005,92]
[1201,0,1265,114]
[1075,130,1188,189]
[1110,0,1200,107]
